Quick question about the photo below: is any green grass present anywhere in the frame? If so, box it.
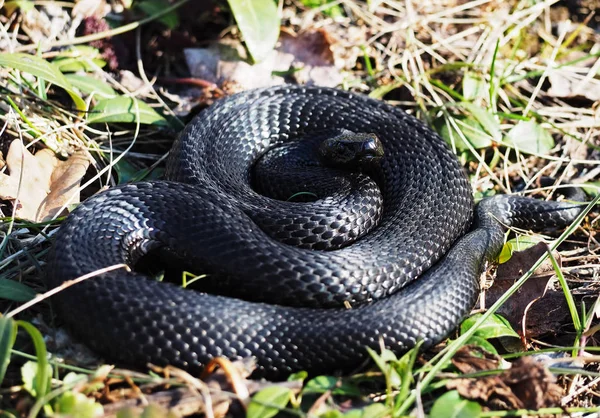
[1,0,599,416]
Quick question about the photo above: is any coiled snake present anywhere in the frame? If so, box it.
[46,86,583,379]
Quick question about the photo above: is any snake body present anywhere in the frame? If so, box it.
[46,86,583,378]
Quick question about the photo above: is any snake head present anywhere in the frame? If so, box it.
[318,131,384,169]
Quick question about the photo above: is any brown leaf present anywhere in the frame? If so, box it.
[100,360,302,418]
[184,28,344,92]
[184,40,290,91]
[448,347,563,410]
[279,29,335,67]
[504,357,563,410]
[486,242,570,339]
[0,140,90,222]
[279,29,344,87]
[451,345,504,374]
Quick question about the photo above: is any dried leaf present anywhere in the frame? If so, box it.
[0,140,90,222]
[185,41,289,91]
[184,29,343,92]
[72,0,110,19]
[487,242,569,338]
[548,71,600,102]
[278,30,343,87]
[279,30,335,66]
[451,345,504,374]
[449,347,562,410]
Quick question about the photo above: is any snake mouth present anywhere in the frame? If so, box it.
[356,152,383,166]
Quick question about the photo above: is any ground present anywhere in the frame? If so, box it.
[0,0,599,417]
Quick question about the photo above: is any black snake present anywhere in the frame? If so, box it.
[46,86,584,379]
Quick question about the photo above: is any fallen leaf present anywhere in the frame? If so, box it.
[548,71,600,102]
[486,242,570,339]
[100,359,301,418]
[72,0,110,19]
[184,40,289,91]
[0,140,90,222]
[184,28,344,91]
[278,29,344,87]
[279,29,335,66]
[451,345,506,374]
[496,241,555,280]
[449,346,562,410]
[505,120,555,156]
[503,357,563,410]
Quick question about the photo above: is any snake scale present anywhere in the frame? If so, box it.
[46,86,584,379]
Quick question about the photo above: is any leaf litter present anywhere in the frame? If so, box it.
[184,27,345,91]
[0,140,90,222]
[449,346,563,411]
[487,242,572,340]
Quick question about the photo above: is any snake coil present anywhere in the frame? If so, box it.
[46,86,584,378]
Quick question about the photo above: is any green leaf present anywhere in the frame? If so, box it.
[228,0,280,62]
[21,361,52,398]
[21,361,39,395]
[366,346,401,388]
[247,386,292,418]
[65,74,117,98]
[53,46,107,73]
[458,102,502,142]
[462,72,489,102]
[287,370,307,382]
[461,313,519,340]
[55,57,107,73]
[320,411,344,418]
[62,371,104,394]
[62,372,87,386]
[395,344,421,403]
[303,375,361,396]
[463,335,498,355]
[55,391,104,418]
[0,317,17,386]
[113,158,140,184]
[136,0,179,29]
[16,321,51,399]
[429,390,482,418]
[506,120,555,155]
[0,279,36,302]
[111,158,163,184]
[0,52,86,111]
[343,403,388,418]
[581,182,600,197]
[88,96,168,126]
[300,0,344,18]
[498,235,543,264]
[4,1,35,14]
[437,115,493,152]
